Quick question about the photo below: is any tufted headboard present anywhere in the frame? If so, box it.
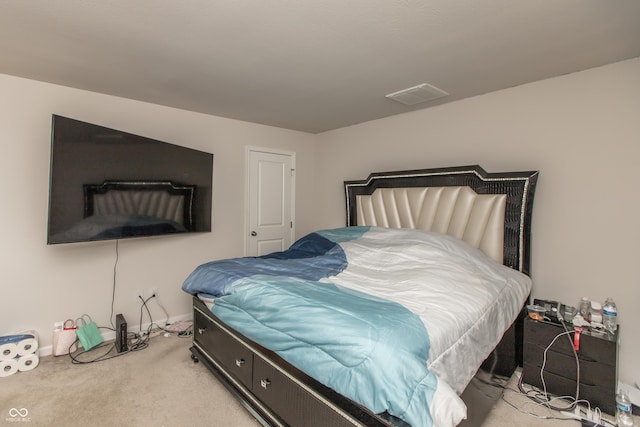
[344,165,538,275]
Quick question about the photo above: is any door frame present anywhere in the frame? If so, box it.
[244,146,296,256]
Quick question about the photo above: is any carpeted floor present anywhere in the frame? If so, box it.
[1,334,258,427]
[1,333,634,427]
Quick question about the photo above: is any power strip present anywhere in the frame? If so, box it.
[560,407,608,427]
[560,413,604,427]
[138,329,164,338]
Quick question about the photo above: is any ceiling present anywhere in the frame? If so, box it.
[1,1,639,134]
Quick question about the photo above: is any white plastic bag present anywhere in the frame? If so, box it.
[52,319,77,356]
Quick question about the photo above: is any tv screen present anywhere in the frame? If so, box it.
[47,115,213,244]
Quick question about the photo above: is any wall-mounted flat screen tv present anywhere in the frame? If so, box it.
[47,115,213,244]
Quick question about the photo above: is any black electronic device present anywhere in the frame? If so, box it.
[533,298,562,323]
[47,115,214,244]
[116,313,128,353]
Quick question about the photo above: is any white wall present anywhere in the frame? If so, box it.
[314,57,640,386]
[0,74,317,351]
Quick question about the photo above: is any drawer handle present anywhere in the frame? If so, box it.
[235,358,245,367]
[260,379,271,389]
[198,328,206,335]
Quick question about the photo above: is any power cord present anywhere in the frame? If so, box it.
[69,282,154,364]
[501,386,580,422]
[109,240,120,329]
[70,240,189,363]
[539,330,578,406]
[517,317,580,412]
[136,294,192,336]
[67,326,148,364]
[156,299,171,326]
[138,294,154,335]
[136,292,192,336]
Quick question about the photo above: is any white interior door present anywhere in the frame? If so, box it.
[246,148,295,256]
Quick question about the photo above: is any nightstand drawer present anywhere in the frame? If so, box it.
[524,319,616,365]
[522,362,615,414]
[523,342,616,385]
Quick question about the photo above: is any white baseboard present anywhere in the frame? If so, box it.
[38,312,193,357]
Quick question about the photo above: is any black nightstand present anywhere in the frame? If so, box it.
[521,317,618,415]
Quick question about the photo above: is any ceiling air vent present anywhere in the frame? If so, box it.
[385,83,449,106]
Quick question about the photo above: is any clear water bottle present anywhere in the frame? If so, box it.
[616,389,635,427]
[579,297,591,320]
[602,297,617,334]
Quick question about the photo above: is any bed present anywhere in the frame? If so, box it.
[183,165,538,427]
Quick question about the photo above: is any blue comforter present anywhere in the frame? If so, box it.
[182,229,352,298]
[182,227,438,426]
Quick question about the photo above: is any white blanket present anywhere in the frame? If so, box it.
[322,227,532,426]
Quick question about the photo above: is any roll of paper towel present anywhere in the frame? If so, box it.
[16,337,38,356]
[1,332,38,361]
[16,354,39,372]
[0,343,18,361]
[0,358,18,378]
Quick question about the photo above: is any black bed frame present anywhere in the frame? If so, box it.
[190,165,539,427]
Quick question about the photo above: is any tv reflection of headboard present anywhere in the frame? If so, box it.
[83,181,196,230]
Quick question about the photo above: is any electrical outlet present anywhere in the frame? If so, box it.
[148,287,158,298]
[134,289,144,303]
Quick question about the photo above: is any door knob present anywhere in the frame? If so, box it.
[251,231,257,236]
